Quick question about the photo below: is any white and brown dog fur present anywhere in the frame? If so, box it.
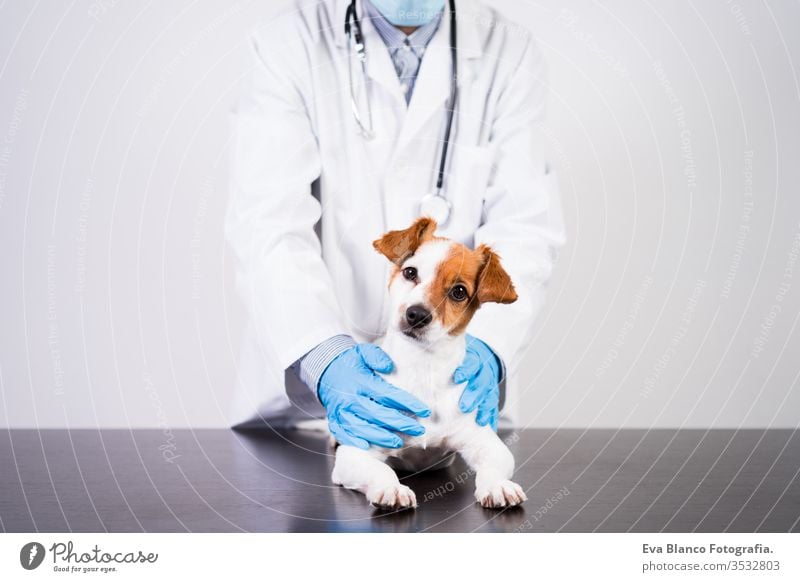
[331,217,527,510]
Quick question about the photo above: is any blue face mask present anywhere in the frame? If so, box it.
[369,0,446,27]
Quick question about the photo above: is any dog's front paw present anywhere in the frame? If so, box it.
[476,480,527,508]
[368,483,417,511]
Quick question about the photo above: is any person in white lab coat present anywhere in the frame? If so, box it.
[226,0,565,440]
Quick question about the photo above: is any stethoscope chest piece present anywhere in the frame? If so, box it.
[419,192,452,225]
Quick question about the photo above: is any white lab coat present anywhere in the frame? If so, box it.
[226,0,566,427]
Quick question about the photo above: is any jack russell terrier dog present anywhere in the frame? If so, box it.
[331,217,527,510]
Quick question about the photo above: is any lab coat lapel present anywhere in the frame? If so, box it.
[395,0,481,151]
[344,0,406,106]
[395,11,451,150]
[363,30,405,104]
[335,0,484,149]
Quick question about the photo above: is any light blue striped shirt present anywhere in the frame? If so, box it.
[363,0,443,103]
[294,334,355,392]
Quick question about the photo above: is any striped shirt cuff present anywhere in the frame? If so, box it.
[497,355,506,384]
[296,334,357,394]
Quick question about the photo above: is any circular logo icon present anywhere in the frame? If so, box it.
[20,542,46,570]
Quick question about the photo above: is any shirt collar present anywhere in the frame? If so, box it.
[363,0,443,55]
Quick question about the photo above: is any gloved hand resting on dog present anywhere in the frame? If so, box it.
[319,338,502,449]
[318,344,431,450]
[454,334,502,431]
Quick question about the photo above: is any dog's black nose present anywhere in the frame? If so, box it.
[405,305,432,329]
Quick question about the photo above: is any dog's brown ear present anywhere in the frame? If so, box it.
[476,244,518,304]
[373,217,437,265]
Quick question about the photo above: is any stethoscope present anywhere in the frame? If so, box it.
[345,0,458,225]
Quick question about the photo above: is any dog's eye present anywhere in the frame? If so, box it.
[402,267,418,282]
[449,285,468,302]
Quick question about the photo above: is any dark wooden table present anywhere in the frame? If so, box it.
[0,429,797,532]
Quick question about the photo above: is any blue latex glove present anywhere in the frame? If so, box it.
[319,344,431,450]
[453,335,501,430]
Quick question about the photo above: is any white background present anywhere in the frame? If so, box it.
[0,0,799,428]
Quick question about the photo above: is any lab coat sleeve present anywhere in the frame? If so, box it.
[226,33,352,370]
[468,37,567,372]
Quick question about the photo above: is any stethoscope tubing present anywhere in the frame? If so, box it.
[345,0,458,220]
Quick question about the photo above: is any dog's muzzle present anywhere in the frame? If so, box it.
[404,304,432,330]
